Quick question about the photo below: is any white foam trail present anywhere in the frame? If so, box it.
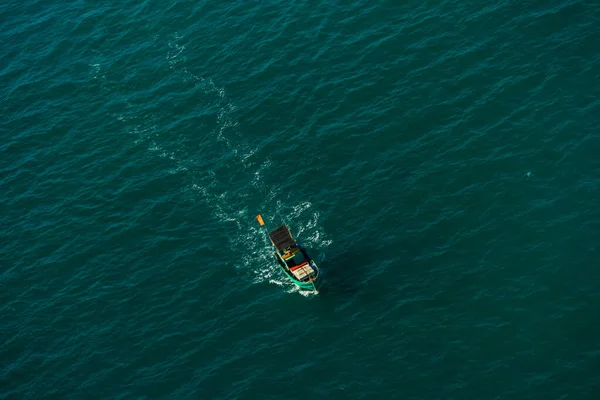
[113,32,332,294]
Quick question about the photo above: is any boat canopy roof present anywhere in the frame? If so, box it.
[269,225,296,252]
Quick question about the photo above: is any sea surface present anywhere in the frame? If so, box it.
[2,0,600,399]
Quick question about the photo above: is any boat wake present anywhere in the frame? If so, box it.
[268,278,319,297]
[111,32,331,295]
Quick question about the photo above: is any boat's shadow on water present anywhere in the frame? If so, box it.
[316,248,374,298]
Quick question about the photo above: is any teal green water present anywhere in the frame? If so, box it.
[2,0,600,398]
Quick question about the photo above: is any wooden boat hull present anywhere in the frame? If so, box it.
[255,216,320,291]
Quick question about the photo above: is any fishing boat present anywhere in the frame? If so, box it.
[256,215,320,291]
